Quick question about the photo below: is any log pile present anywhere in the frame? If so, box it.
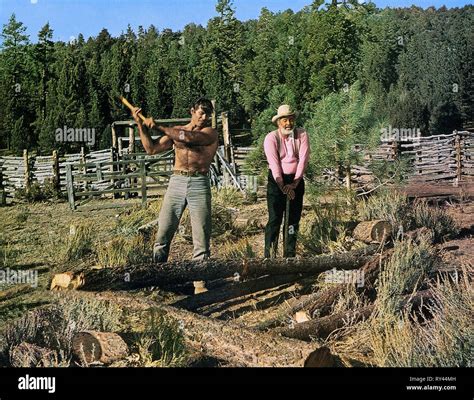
[48,220,445,367]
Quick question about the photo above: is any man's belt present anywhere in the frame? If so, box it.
[173,169,208,177]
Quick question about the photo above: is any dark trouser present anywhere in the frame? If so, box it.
[264,170,305,258]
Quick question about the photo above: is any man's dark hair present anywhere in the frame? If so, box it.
[192,98,214,114]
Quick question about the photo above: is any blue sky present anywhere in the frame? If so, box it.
[0,0,471,43]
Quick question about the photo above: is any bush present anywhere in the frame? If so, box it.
[96,235,151,268]
[132,309,187,367]
[376,235,436,316]
[368,267,473,367]
[63,223,95,262]
[299,189,359,255]
[219,238,255,259]
[114,201,162,237]
[0,295,121,367]
[212,187,243,207]
[358,189,412,237]
[14,179,62,203]
[411,200,459,243]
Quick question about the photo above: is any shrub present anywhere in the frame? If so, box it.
[96,235,151,268]
[63,223,95,262]
[219,238,256,259]
[0,295,121,367]
[133,309,187,367]
[411,200,459,243]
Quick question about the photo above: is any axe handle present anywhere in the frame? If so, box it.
[283,195,290,258]
[119,96,146,122]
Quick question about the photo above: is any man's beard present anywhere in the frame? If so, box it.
[280,128,294,136]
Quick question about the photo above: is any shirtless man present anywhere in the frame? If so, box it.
[131,98,218,262]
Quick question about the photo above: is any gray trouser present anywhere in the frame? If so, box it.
[153,174,211,263]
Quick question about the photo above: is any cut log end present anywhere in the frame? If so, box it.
[353,220,392,243]
[50,272,84,291]
[72,331,129,365]
[193,281,208,294]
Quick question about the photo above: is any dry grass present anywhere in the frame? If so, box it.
[332,240,473,367]
[358,189,412,236]
[358,190,459,243]
[63,222,95,263]
[95,235,151,268]
[377,234,436,316]
[411,199,459,243]
[114,200,162,237]
[331,284,369,315]
[131,309,187,367]
[218,238,256,259]
[366,267,473,367]
[212,187,244,207]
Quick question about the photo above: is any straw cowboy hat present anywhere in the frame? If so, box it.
[272,104,297,125]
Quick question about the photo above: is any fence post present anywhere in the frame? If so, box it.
[110,148,118,199]
[140,160,147,206]
[66,164,76,210]
[23,149,31,192]
[52,150,60,191]
[222,112,236,175]
[455,130,462,183]
[128,126,135,155]
[96,162,103,182]
[80,146,86,172]
[118,137,123,156]
[111,123,117,151]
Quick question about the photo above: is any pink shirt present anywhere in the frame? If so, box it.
[264,128,310,181]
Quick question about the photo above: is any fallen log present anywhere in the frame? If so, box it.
[261,228,432,328]
[353,220,392,243]
[256,249,392,330]
[72,331,129,365]
[276,305,375,341]
[204,280,307,320]
[172,274,305,311]
[277,289,433,342]
[71,291,319,367]
[52,245,379,291]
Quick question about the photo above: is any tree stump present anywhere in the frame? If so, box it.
[353,220,391,243]
[72,331,129,365]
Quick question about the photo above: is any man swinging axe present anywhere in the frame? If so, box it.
[263,105,310,258]
[126,98,218,263]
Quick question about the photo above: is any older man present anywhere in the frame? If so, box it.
[263,104,310,258]
[131,98,218,262]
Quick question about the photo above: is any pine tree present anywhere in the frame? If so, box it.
[0,14,31,152]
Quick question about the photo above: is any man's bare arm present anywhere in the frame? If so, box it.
[132,107,173,155]
[137,124,173,155]
[159,126,218,146]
